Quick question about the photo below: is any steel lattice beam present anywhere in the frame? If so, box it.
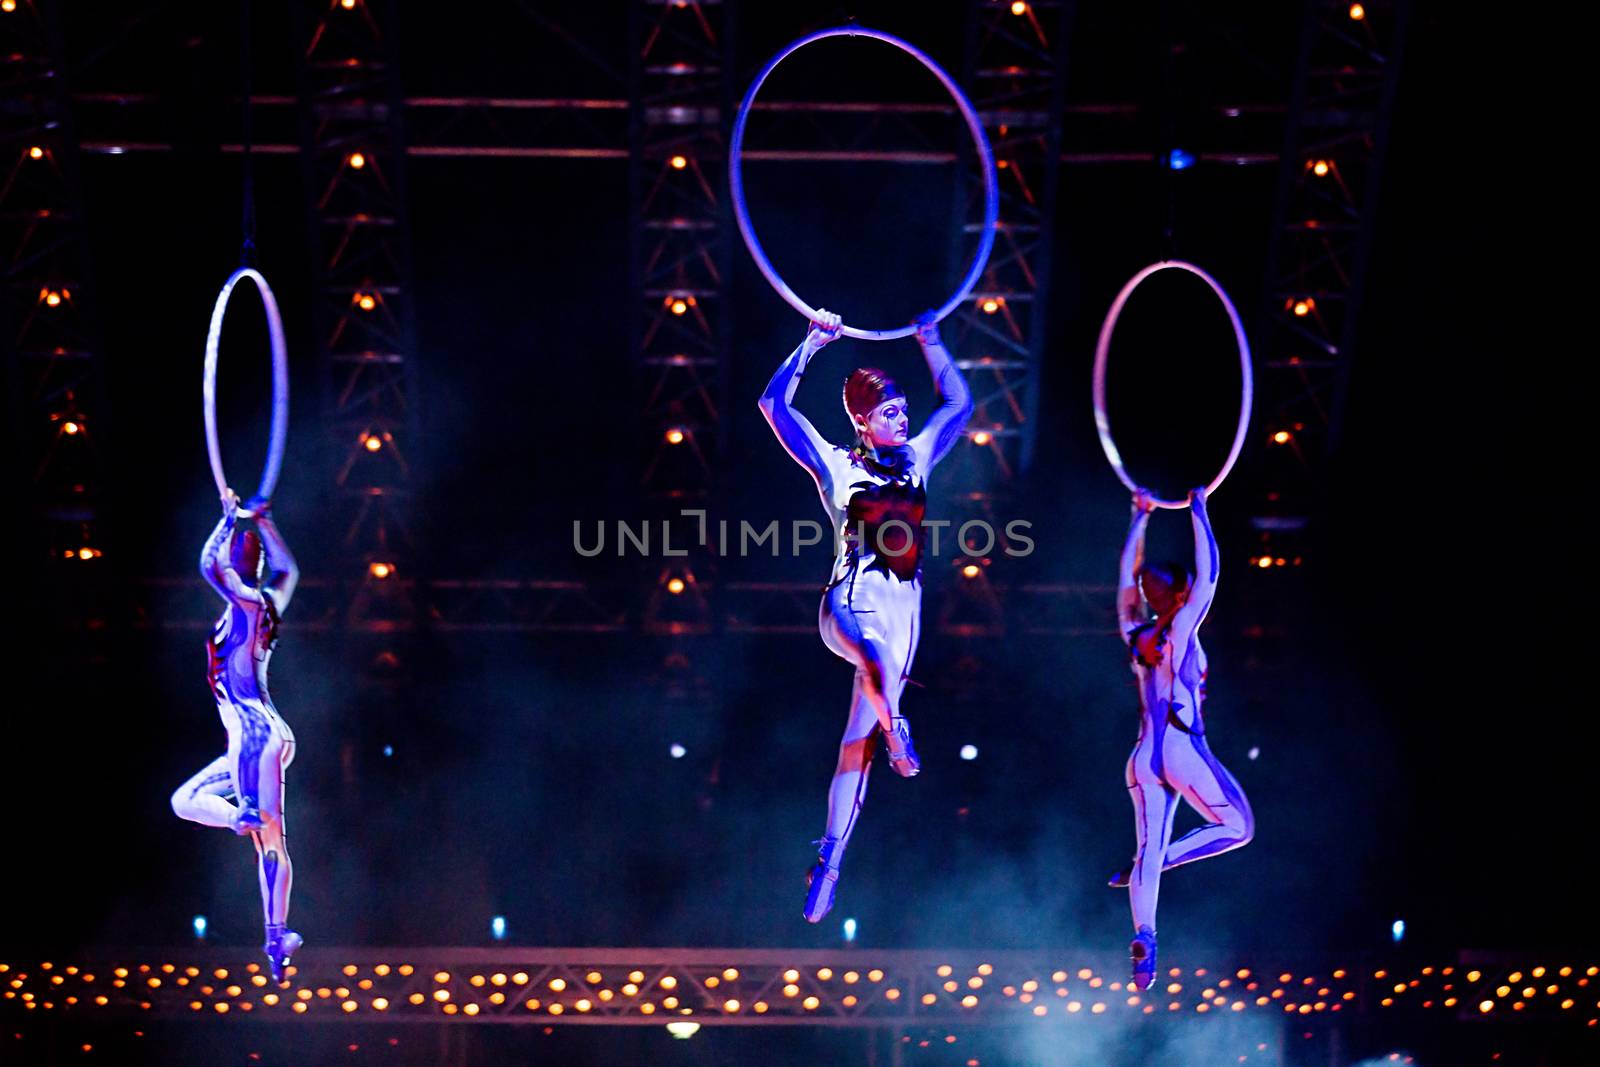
[1247,0,1410,564]
[291,0,423,620]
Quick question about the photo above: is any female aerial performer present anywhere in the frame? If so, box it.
[170,488,302,982]
[759,308,972,924]
[1112,486,1253,988]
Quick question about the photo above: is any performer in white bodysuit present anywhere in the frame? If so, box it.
[172,489,301,981]
[758,310,972,923]
[1112,487,1253,988]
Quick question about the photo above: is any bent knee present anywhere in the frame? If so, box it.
[169,789,191,820]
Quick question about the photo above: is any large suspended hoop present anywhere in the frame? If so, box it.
[203,267,289,502]
[1092,260,1253,509]
[729,26,999,341]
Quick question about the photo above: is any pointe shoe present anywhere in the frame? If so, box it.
[882,716,921,778]
[803,837,843,924]
[1108,864,1132,889]
[264,923,303,984]
[1129,925,1158,990]
[231,804,264,836]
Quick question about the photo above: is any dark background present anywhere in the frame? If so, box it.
[1,0,1575,975]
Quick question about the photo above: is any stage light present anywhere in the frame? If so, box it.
[27,145,44,160]
[193,916,207,940]
[41,288,63,307]
[1272,429,1292,444]
[2,2,19,14]
[670,298,688,315]
[77,547,99,561]
[1311,159,1331,177]
[1011,1,1028,14]
[356,292,377,311]
[491,916,507,941]
[1349,3,1366,20]
[63,421,81,435]
[669,743,686,759]
[1167,148,1195,171]
[961,563,981,579]
[339,0,357,8]
[1291,298,1314,317]
[369,561,393,579]
[347,152,366,170]
[981,297,1002,314]
[382,744,394,757]
[362,432,382,451]
[843,918,857,942]
[1392,920,1405,943]
[666,576,685,595]
[971,430,992,446]
[1248,746,1260,760]
[1256,557,1273,569]
[665,427,685,445]
[670,155,688,170]
[667,1022,700,1039]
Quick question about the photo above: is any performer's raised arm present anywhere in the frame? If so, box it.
[1170,487,1219,640]
[908,312,973,473]
[758,310,844,493]
[199,499,236,603]
[250,498,299,613]
[1117,488,1156,641]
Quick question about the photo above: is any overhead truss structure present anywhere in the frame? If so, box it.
[1248,0,1410,565]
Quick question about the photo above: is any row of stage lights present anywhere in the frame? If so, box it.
[10,960,1593,1026]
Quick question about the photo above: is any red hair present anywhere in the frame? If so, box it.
[842,367,904,423]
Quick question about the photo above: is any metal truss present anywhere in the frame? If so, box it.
[943,0,1074,491]
[1248,0,1410,562]
[7,949,1592,1031]
[0,0,112,577]
[627,0,736,658]
[290,0,423,618]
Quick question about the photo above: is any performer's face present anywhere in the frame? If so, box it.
[1139,570,1189,616]
[855,396,909,449]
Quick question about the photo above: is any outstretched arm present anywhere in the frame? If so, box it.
[250,499,299,613]
[199,507,235,603]
[758,311,842,494]
[1171,488,1219,640]
[1117,489,1156,641]
[908,312,973,473]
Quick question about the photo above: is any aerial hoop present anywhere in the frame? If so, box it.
[729,26,999,341]
[1092,260,1253,509]
[203,267,289,503]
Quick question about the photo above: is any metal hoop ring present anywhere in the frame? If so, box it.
[1091,260,1253,509]
[203,267,290,503]
[729,26,999,341]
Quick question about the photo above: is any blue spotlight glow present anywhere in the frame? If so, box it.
[1167,148,1195,170]
[192,915,208,940]
[960,744,978,761]
[669,743,687,759]
[1391,919,1406,943]
[842,917,857,943]
[382,744,394,757]
[491,915,507,941]
[1247,746,1260,761]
